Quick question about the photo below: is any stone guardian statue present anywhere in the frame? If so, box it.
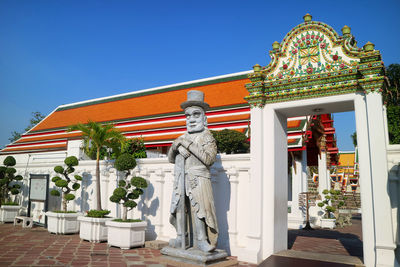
[161,90,227,264]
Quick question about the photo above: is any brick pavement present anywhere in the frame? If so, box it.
[288,214,363,259]
[0,215,363,266]
[0,223,256,267]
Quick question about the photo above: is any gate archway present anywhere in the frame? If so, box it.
[245,14,395,266]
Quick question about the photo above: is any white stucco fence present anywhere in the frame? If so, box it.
[0,152,256,262]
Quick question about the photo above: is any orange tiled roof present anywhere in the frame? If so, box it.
[1,72,314,154]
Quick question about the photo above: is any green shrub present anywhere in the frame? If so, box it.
[3,156,16,167]
[64,156,79,166]
[50,156,82,212]
[0,156,23,206]
[115,153,136,171]
[318,189,343,219]
[211,129,249,154]
[86,209,110,218]
[50,190,61,197]
[3,202,19,205]
[54,166,64,174]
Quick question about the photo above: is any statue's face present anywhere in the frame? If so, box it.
[185,106,206,133]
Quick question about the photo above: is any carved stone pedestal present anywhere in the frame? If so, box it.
[160,246,230,266]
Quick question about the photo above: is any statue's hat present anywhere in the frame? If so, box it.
[180,90,210,111]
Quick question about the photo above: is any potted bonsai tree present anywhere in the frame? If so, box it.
[318,189,344,229]
[106,153,148,249]
[45,156,83,234]
[0,156,23,222]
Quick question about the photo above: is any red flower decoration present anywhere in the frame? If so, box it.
[306,34,310,39]
[332,55,339,61]
[311,35,315,39]
[340,63,345,69]
[294,43,298,47]
[302,37,305,41]
[320,43,326,49]
[292,49,298,54]
[306,67,313,74]
[319,37,323,41]
[297,39,301,43]
[283,64,288,69]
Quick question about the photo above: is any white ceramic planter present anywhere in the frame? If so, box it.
[0,205,21,223]
[45,211,82,234]
[320,218,336,229]
[78,216,112,242]
[106,220,147,249]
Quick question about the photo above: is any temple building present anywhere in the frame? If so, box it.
[1,14,397,266]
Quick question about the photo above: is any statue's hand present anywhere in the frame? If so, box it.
[178,146,191,158]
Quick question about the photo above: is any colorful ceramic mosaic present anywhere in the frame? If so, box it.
[245,14,386,107]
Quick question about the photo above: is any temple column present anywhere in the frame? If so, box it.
[318,143,330,197]
[365,92,395,266]
[261,106,287,259]
[243,106,263,263]
[288,151,307,229]
[355,91,396,266]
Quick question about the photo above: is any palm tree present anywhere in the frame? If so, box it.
[69,121,126,210]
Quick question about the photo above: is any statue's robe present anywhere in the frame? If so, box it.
[168,128,218,246]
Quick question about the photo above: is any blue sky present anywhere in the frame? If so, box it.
[0,0,399,151]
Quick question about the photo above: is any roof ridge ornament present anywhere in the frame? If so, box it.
[303,13,312,22]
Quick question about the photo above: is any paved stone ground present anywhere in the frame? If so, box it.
[0,223,255,267]
[288,214,363,259]
[0,215,362,266]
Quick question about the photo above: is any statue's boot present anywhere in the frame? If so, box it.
[169,235,183,248]
[197,239,215,252]
[195,217,215,252]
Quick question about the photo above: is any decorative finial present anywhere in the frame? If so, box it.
[272,41,280,51]
[363,41,375,52]
[341,25,351,36]
[303,13,312,22]
[253,64,262,72]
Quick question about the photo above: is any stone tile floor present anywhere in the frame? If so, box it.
[289,214,363,259]
[0,215,363,266]
[0,223,255,267]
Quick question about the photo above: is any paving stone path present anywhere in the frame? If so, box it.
[0,223,255,267]
[288,214,363,259]
[0,215,363,266]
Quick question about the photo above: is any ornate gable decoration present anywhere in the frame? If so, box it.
[245,14,385,107]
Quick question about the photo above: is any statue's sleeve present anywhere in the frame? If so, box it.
[181,132,217,167]
[168,137,181,164]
